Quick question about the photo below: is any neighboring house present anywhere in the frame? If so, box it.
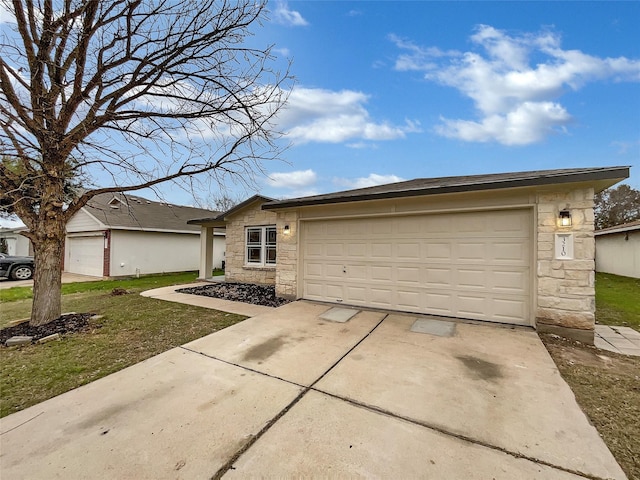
[65,192,225,277]
[0,227,32,256]
[595,221,640,278]
[191,166,630,344]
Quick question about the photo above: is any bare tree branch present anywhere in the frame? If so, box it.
[0,0,292,325]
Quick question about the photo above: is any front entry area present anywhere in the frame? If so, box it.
[301,209,533,325]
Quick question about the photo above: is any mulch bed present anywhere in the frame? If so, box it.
[0,313,93,345]
[177,283,292,308]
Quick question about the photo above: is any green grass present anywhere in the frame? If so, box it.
[0,270,243,418]
[595,272,640,331]
[0,269,224,305]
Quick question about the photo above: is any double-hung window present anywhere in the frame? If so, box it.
[245,226,276,266]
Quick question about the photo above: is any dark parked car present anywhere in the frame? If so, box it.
[0,254,35,280]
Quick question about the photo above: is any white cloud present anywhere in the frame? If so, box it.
[279,87,421,144]
[334,173,405,189]
[266,169,317,189]
[435,101,571,145]
[391,25,640,145]
[273,1,308,26]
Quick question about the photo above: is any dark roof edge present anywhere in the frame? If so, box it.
[263,167,630,210]
[595,220,640,235]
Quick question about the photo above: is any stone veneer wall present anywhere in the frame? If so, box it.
[275,210,299,299]
[535,187,596,343]
[224,202,277,285]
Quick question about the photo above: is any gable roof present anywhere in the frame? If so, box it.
[595,220,640,236]
[263,166,630,210]
[83,192,220,233]
[187,194,276,225]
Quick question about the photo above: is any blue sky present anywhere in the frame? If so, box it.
[1,1,639,226]
[250,0,639,202]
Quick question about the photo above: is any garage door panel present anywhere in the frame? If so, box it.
[457,294,488,317]
[397,267,420,283]
[347,243,367,257]
[302,209,532,326]
[397,243,420,259]
[305,243,324,257]
[425,268,452,287]
[491,242,530,262]
[66,236,103,277]
[425,243,451,260]
[457,268,488,289]
[370,288,393,306]
[492,270,529,292]
[349,265,367,280]
[492,298,528,322]
[371,243,392,258]
[424,292,454,314]
[345,286,367,303]
[325,284,343,299]
[324,264,344,278]
[371,266,392,281]
[456,242,488,261]
[491,212,532,234]
[396,217,421,234]
[305,262,323,277]
[305,282,324,298]
[396,290,422,310]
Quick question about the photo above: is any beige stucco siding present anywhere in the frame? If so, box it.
[596,230,640,278]
[224,202,278,285]
[66,208,103,232]
[110,230,201,276]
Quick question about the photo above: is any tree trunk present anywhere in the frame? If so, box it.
[30,217,65,327]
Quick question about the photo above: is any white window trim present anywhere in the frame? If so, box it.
[245,225,277,267]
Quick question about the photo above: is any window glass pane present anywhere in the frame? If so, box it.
[247,247,262,263]
[266,227,277,245]
[247,229,261,245]
[266,246,276,264]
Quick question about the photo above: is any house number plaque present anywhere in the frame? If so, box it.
[555,233,574,260]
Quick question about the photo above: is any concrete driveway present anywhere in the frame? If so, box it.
[0,301,626,479]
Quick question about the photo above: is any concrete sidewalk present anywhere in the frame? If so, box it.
[0,272,104,289]
[140,283,274,317]
[595,325,640,356]
[0,301,627,479]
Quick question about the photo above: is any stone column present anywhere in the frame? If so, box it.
[536,188,596,343]
[198,226,214,280]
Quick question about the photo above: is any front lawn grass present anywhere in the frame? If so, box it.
[0,272,244,418]
[0,270,204,304]
[595,272,640,331]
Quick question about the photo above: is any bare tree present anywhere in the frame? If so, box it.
[207,192,244,212]
[0,0,290,326]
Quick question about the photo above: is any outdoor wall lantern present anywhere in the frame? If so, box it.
[283,224,291,235]
[559,209,572,227]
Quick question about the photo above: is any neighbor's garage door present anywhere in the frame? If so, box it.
[66,236,104,277]
[302,209,532,325]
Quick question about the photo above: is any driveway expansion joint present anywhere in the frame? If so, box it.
[310,387,609,480]
[205,313,389,479]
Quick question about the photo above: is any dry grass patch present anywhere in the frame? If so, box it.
[541,334,640,480]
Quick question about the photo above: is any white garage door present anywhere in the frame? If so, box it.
[67,236,104,277]
[302,209,532,325]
